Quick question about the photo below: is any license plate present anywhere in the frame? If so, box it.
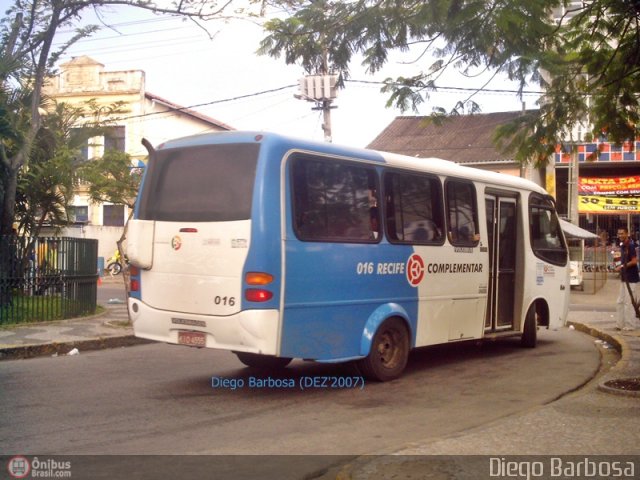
[178,331,206,347]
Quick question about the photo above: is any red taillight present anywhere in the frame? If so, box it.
[246,272,274,285]
[130,279,140,292]
[245,289,273,302]
[129,265,139,276]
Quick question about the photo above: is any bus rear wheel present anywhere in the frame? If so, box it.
[357,318,410,382]
[234,351,292,369]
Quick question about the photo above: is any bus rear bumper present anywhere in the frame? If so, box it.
[128,298,280,355]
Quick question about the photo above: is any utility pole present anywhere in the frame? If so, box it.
[568,147,580,224]
[319,47,332,142]
[295,48,337,142]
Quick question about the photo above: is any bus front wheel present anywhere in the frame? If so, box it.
[234,351,292,369]
[357,317,410,382]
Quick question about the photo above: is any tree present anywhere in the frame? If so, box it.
[12,100,103,237]
[0,0,260,235]
[77,149,142,210]
[259,0,640,164]
[77,148,143,264]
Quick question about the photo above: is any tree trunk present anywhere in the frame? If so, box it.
[0,162,20,236]
[0,6,59,235]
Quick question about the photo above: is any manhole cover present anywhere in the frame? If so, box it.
[603,377,640,391]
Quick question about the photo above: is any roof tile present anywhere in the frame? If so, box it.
[367,111,534,164]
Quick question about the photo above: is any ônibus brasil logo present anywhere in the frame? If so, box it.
[406,253,425,287]
[7,456,30,479]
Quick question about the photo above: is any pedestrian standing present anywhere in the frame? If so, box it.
[615,227,639,331]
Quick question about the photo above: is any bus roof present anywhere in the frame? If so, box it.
[154,130,548,196]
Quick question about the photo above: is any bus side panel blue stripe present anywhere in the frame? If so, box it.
[241,138,290,310]
[280,242,418,360]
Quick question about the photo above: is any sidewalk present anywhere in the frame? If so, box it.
[0,275,146,360]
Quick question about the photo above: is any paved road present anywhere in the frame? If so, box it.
[0,325,599,457]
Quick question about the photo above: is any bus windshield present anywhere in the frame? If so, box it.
[138,143,259,222]
[529,193,568,266]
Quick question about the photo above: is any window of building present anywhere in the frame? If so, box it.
[291,156,379,243]
[445,180,479,246]
[69,206,89,223]
[103,205,125,226]
[70,128,90,161]
[104,126,126,152]
[384,171,444,244]
[70,126,125,161]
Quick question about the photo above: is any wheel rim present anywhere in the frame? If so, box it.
[375,328,402,369]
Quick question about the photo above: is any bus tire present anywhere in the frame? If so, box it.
[234,351,292,369]
[520,306,537,348]
[357,317,409,382]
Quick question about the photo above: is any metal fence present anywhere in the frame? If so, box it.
[0,236,98,325]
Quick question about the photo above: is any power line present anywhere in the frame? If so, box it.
[56,15,180,35]
[62,34,206,56]
[52,25,191,47]
[112,84,298,122]
[110,78,536,125]
[346,79,542,96]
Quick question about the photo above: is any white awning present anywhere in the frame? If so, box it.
[559,219,599,239]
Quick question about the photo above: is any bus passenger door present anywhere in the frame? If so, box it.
[485,195,517,332]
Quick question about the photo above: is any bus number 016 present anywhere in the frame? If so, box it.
[214,296,236,306]
[356,262,374,275]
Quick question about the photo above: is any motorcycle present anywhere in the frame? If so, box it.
[106,249,126,275]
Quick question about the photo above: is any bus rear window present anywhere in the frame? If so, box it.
[138,143,259,222]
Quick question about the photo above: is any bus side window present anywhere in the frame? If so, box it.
[383,171,444,245]
[445,180,479,246]
[291,156,380,243]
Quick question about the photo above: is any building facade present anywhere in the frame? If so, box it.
[553,139,640,243]
[43,56,232,260]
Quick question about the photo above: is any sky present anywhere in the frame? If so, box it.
[4,1,541,148]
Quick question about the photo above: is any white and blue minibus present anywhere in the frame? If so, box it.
[126,131,570,381]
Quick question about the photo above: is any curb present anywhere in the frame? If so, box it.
[567,320,639,398]
[0,335,152,361]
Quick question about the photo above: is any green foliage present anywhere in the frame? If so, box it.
[262,0,640,162]
[77,149,142,209]
[12,101,111,237]
[0,0,247,235]
[0,292,99,325]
